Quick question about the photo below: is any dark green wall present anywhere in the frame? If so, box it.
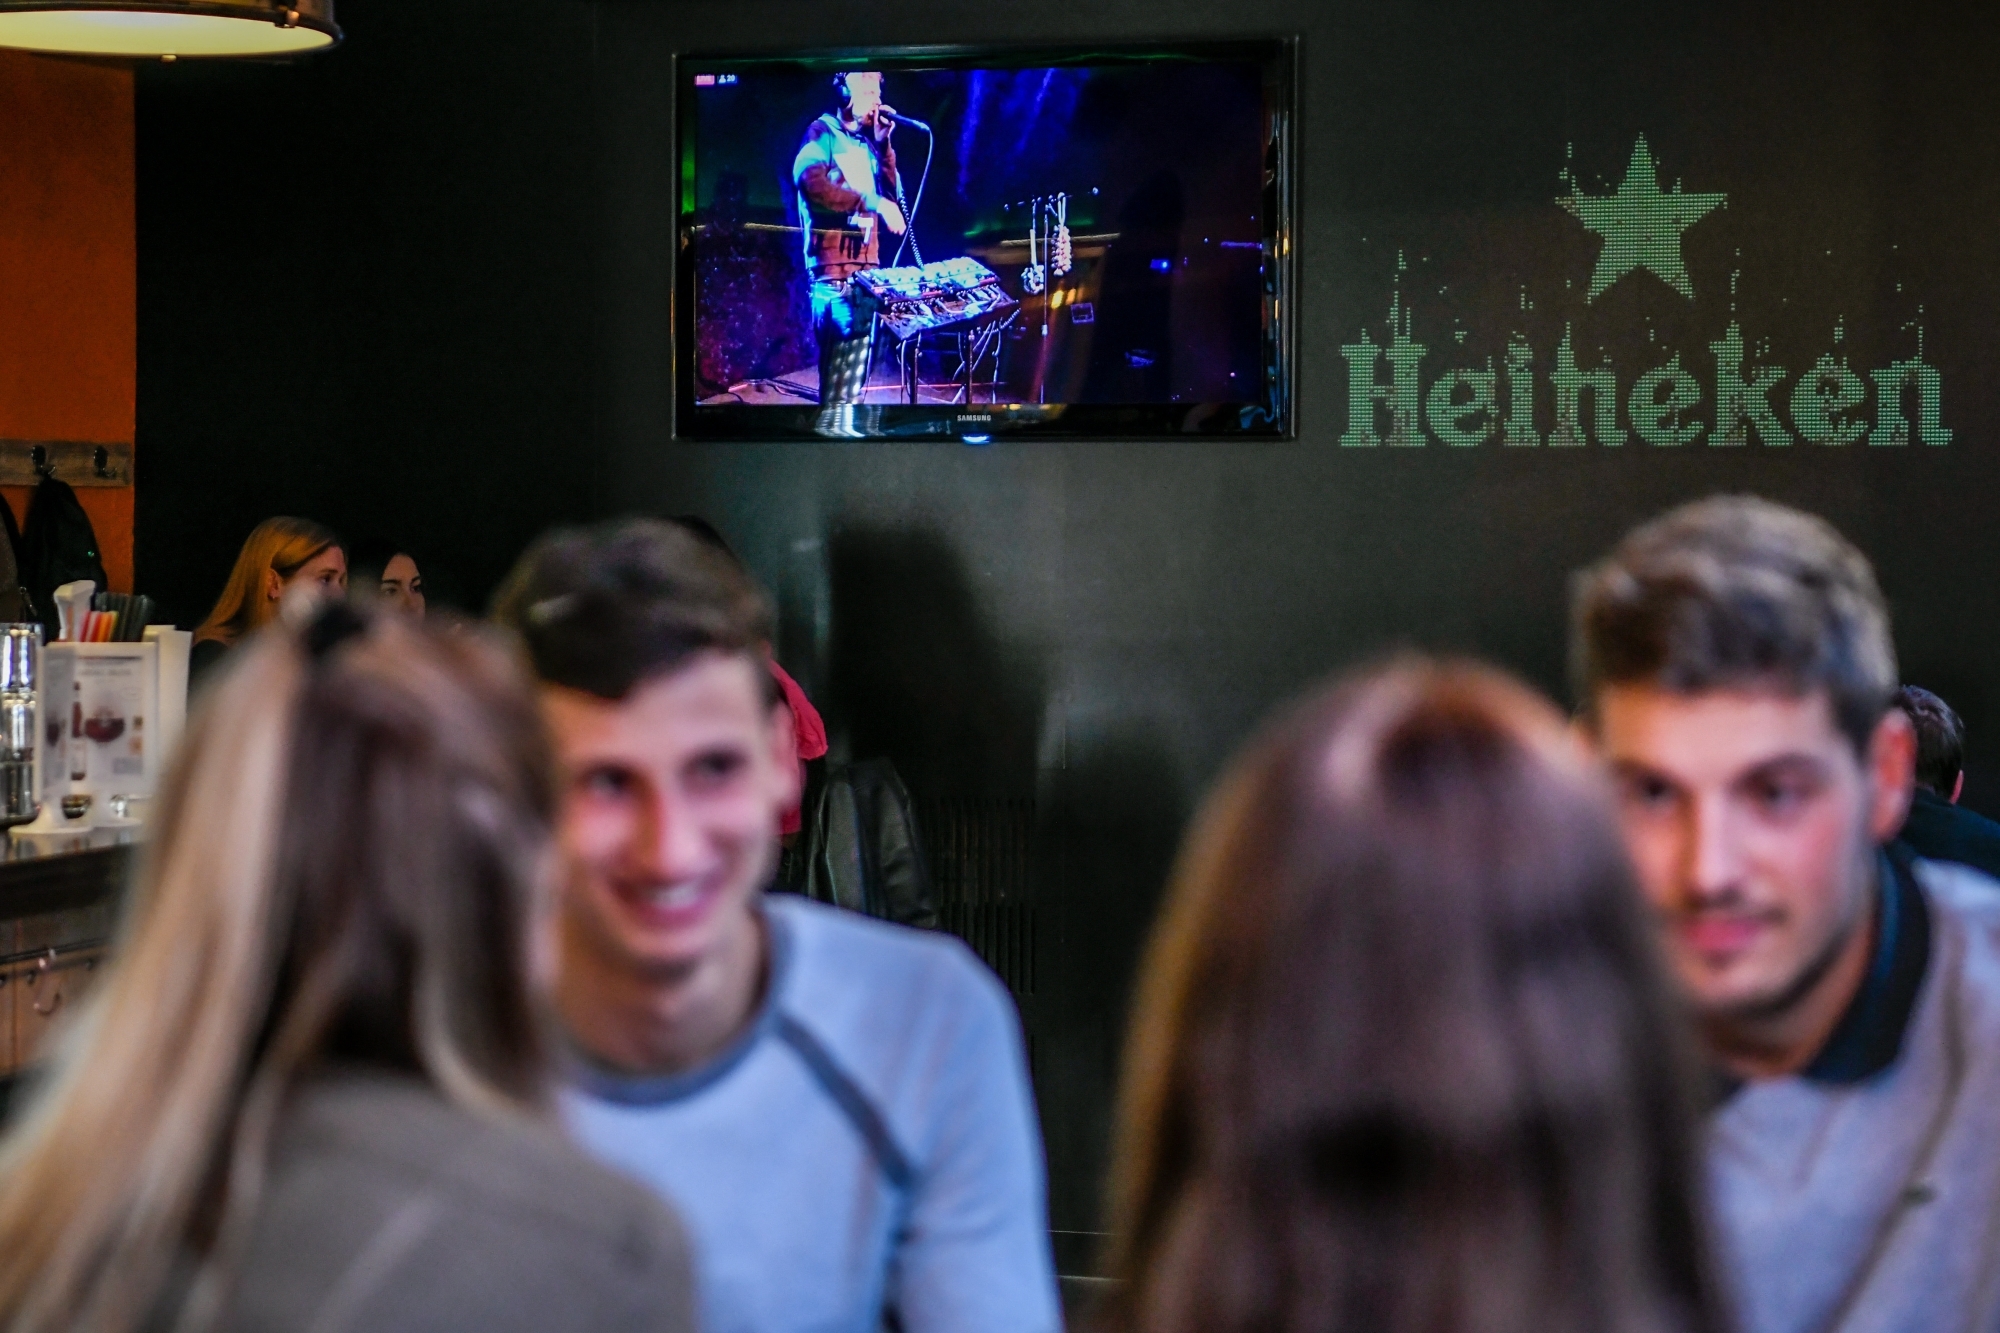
[135,0,603,622]
[137,0,2000,1264]
[591,0,2000,1253]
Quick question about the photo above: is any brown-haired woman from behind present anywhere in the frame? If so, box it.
[0,603,693,1333]
[190,517,348,679]
[1102,659,1729,1333]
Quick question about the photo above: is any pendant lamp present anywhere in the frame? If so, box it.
[0,0,337,58]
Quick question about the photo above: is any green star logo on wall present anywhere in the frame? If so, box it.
[1559,136,1726,302]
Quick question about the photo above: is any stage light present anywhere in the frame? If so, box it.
[0,1,337,58]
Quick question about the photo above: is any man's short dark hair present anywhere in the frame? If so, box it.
[1570,496,1897,753]
[491,518,773,700]
[1896,685,1964,796]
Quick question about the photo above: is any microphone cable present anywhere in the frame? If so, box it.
[889,116,934,269]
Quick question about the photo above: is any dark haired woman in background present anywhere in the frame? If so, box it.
[0,605,692,1333]
[190,517,347,677]
[1102,659,1728,1333]
[346,537,427,618]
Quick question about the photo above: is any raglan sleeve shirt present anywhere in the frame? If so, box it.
[560,898,1060,1333]
[882,952,1060,1333]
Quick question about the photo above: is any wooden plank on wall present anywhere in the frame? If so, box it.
[0,440,131,488]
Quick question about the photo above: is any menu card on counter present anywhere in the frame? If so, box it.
[40,643,158,812]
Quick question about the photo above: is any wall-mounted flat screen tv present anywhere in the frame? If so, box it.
[675,41,1295,440]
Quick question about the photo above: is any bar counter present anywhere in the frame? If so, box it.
[0,828,135,1080]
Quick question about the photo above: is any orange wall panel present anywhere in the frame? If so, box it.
[0,53,134,592]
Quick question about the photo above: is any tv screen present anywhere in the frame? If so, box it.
[675,42,1295,440]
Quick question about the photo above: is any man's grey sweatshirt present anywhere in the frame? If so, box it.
[1710,857,2000,1333]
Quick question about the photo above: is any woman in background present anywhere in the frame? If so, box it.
[346,537,427,618]
[191,517,347,677]
[0,603,693,1333]
[1102,659,1728,1333]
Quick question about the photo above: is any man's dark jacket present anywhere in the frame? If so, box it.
[1893,785,2000,883]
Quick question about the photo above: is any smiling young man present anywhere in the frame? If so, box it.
[492,520,1060,1333]
[1571,496,2000,1333]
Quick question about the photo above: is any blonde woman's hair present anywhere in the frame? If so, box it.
[193,517,343,647]
[0,603,557,1333]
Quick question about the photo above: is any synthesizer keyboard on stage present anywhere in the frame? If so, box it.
[854,258,1018,340]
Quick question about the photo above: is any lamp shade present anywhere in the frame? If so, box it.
[0,0,337,57]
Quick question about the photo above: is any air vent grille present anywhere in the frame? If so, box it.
[920,796,1037,995]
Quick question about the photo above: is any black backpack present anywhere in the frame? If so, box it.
[0,493,25,623]
[20,477,108,639]
[795,758,940,929]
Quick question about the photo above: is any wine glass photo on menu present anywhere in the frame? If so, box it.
[674,41,1296,441]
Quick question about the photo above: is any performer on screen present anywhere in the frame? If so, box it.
[791,70,907,415]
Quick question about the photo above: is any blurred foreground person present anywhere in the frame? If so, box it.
[0,604,693,1333]
[1104,659,1728,1333]
[493,519,1059,1333]
[1888,684,2000,879]
[1574,496,2000,1333]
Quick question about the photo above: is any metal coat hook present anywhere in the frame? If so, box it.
[0,440,132,487]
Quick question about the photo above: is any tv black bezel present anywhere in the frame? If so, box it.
[672,39,1299,442]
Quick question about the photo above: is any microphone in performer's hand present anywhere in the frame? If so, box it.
[878,104,932,133]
